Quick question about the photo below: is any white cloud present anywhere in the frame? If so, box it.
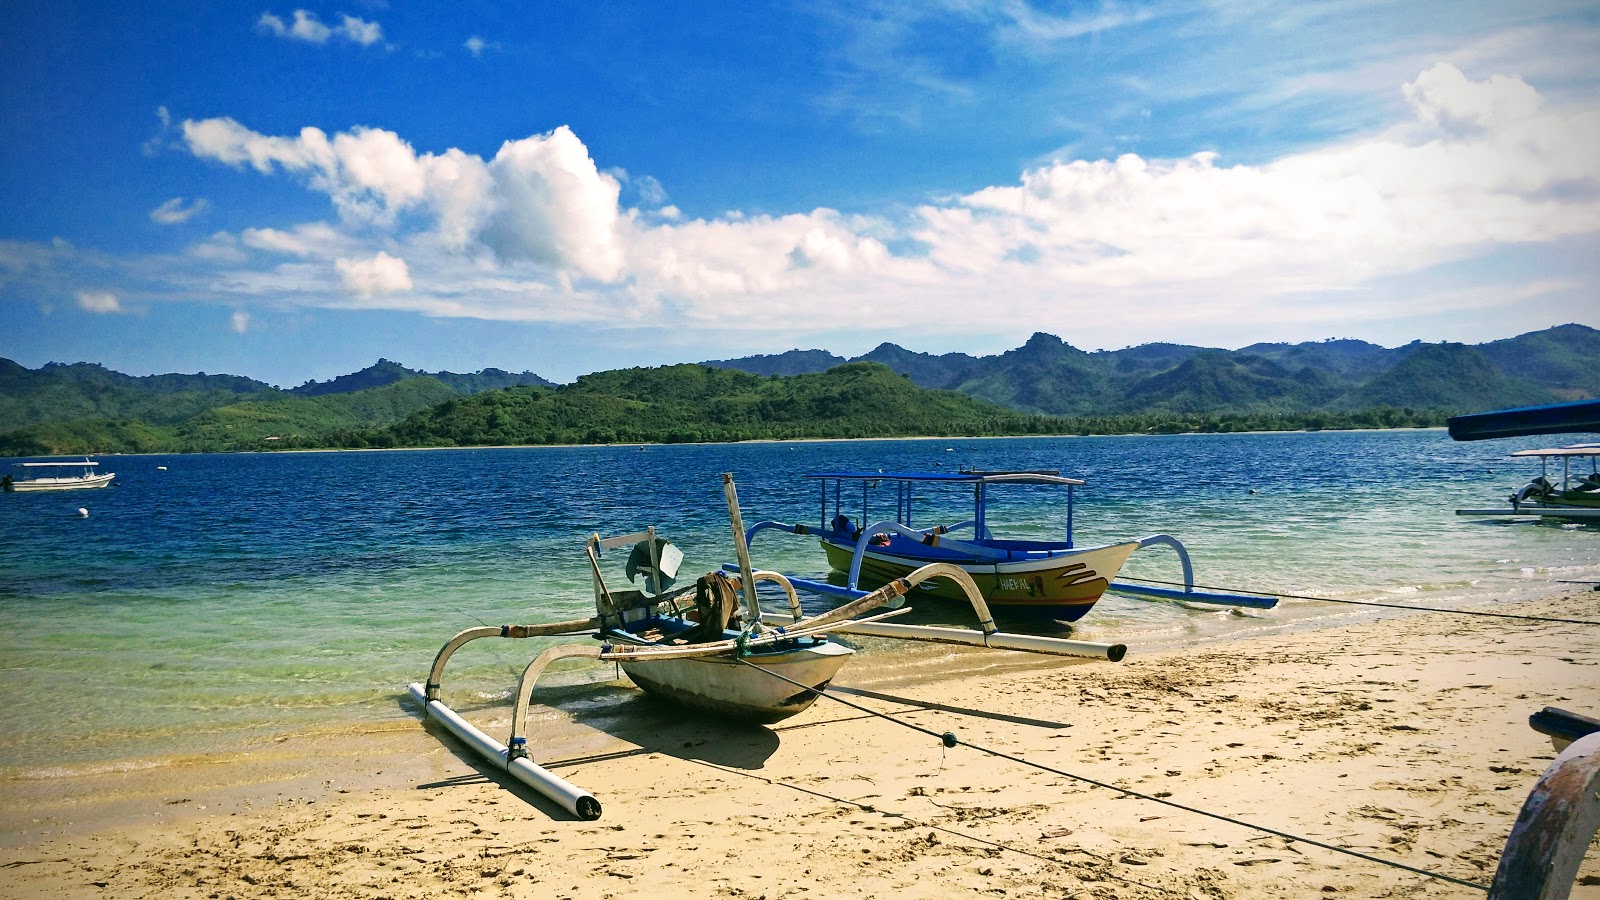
[465,36,486,57]
[336,251,412,297]
[241,223,346,256]
[257,10,382,46]
[337,14,382,47]
[160,63,1598,346]
[76,291,121,313]
[1404,61,1540,136]
[231,310,251,333]
[480,129,625,280]
[183,118,620,276]
[150,197,210,224]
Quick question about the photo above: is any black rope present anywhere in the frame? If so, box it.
[738,657,1490,893]
[1116,576,1600,626]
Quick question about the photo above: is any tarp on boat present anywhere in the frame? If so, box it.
[1447,398,1600,442]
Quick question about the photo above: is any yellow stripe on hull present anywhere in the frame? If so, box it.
[820,539,1139,620]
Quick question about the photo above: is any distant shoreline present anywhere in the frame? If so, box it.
[5,425,1452,460]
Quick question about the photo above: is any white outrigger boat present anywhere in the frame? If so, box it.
[1456,445,1600,522]
[2,458,115,492]
[408,474,1127,820]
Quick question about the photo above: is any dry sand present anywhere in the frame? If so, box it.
[3,589,1600,899]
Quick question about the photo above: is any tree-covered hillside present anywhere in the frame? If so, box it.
[2,324,1592,456]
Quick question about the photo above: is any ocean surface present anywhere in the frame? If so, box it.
[3,430,1598,784]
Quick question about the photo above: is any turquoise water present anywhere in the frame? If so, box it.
[3,431,1598,779]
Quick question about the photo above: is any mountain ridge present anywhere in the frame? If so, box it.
[2,324,1595,455]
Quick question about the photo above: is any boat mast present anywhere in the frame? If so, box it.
[722,473,765,631]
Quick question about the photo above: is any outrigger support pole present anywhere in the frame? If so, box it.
[780,562,1127,662]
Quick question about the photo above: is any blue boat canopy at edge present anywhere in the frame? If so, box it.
[1447,398,1600,442]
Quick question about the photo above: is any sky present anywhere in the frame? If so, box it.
[1,2,1598,387]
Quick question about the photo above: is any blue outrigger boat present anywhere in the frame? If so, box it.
[743,470,1276,620]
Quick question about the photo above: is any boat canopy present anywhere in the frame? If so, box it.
[804,470,1085,486]
[806,469,1083,544]
[1510,446,1600,458]
[1447,398,1600,442]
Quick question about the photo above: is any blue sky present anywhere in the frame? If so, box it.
[2,1,1597,387]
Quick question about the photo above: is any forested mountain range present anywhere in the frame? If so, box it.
[1,324,1594,455]
[702,324,1600,416]
[0,358,550,435]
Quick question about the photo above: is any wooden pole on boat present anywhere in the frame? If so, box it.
[825,620,1125,661]
[723,473,764,628]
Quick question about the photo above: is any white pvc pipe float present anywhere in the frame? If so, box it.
[406,682,602,820]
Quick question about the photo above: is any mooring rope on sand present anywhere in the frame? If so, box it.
[738,657,1492,892]
[1115,576,1600,626]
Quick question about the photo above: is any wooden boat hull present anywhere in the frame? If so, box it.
[617,637,854,724]
[6,473,115,492]
[821,539,1140,621]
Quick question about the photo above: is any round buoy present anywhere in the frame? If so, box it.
[77,507,89,518]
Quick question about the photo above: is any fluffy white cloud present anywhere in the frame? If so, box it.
[257,10,382,46]
[166,63,1597,343]
[76,291,121,313]
[337,14,382,47]
[1404,62,1540,136]
[183,119,620,276]
[150,197,209,224]
[479,129,625,280]
[465,36,486,57]
[336,252,412,297]
[231,310,251,333]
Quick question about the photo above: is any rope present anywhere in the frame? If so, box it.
[1116,576,1600,626]
[738,658,1491,893]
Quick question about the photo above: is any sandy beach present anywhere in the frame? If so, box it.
[3,589,1599,900]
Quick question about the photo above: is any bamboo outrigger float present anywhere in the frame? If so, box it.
[407,474,1127,820]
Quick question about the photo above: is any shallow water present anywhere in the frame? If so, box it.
[3,430,1597,780]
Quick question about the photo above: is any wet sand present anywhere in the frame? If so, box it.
[3,589,1599,899]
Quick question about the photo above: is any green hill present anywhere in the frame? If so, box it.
[1337,343,1553,411]
[378,362,1018,447]
[0,360,275,432]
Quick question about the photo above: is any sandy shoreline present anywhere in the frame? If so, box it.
[3,590,1599,899]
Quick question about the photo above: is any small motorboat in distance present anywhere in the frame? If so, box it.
[1457,445,1600,522]
[3,458,115,492]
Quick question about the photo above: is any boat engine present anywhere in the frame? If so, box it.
[1510,476,1554,509]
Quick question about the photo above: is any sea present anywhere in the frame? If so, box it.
[3,430,1598,790]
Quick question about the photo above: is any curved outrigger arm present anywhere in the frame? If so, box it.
[736,568,804,622]
[407,616,604,821]
[775,562,1128,663]
[1107,535,1279,610]
[1488,719,1600,898]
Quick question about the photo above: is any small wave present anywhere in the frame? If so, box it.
[12,757,171,780]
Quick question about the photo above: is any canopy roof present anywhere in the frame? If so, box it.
[806,470,1085,486]
[1447,398,1600,441]
[1509,445,1600,458]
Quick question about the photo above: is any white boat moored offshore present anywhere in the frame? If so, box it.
[1456,445,1600,522]
[3,458,115,492]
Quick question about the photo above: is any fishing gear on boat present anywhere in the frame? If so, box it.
[737,657,1492,893]
[1115,576,1600,626]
